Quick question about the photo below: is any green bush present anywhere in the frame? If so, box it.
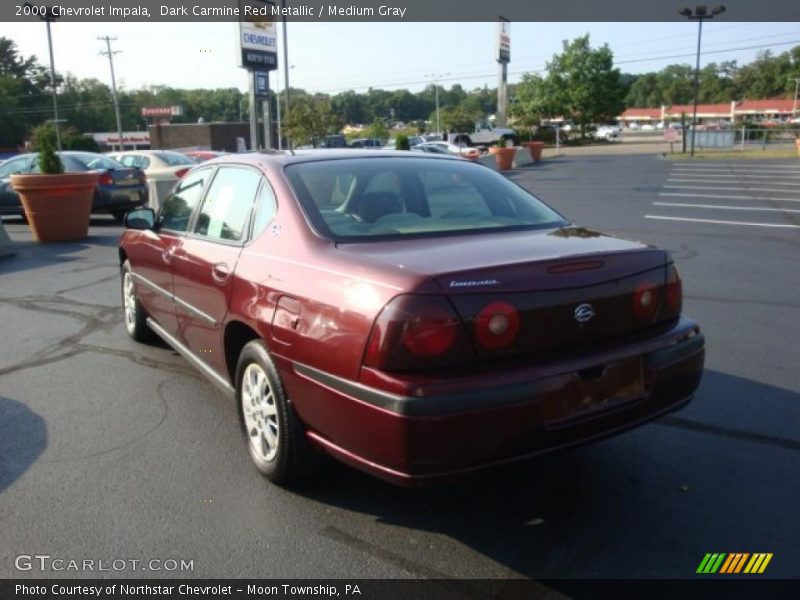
[36,133,63,175]
[395,134,410,150]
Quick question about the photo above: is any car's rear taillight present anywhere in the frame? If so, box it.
[633,280,659,320]
[475,301,520,349]
[665,264,683,315]
[402,306,457,357]
[174,168,190,179]
[98,172,113,186]
[363,295,474,370]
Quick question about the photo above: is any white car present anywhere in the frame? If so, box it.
[640,123,656,131]
[412,142,480,161]
[595,125,619,140]
[106,150,197,209]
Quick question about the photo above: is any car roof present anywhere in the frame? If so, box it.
[199,149,463,168]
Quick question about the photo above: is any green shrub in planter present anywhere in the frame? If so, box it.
[395,134,410,150]
[37,136,64,175]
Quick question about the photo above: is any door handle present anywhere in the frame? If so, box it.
[161,247,176,264]
[211,262,231,284]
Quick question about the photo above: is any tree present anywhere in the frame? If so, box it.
[534,35,624,137]
[331,90,368,124]
[0,37,49,148]
[434,104,481,133]
[284,97,339,147]
[364,117,389,141]
[511,72,558,128]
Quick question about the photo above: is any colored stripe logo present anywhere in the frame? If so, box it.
[697,553,773,574]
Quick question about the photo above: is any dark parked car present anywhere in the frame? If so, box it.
[119,151,704,487]
[349,138,383,148]
[319,135,348,149]
[0,151,147,220]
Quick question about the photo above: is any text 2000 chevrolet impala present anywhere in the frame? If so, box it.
[119,151,704,486]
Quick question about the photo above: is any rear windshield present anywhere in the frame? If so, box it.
[154,151,196,166]
[284,157,567,242]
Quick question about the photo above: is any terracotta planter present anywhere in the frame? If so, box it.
[522,141,545,162]
[10,172,98,242]
[489,146,516,171]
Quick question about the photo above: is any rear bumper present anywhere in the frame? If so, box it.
[93,186,147,212]
[287,317,704,486]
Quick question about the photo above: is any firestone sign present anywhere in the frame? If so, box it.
[239,0,278,71]
[141,106,183,118]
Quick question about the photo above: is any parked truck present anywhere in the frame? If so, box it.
[448,119,518,147]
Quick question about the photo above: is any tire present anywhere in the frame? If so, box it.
[120,260,156,343]
[236,340,317,484]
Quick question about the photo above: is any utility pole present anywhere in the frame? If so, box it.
[98,36,125,152]
[791,77,800,117]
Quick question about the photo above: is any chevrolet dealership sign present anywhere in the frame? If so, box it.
[239,0,278,71]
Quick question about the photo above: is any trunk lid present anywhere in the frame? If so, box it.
[340,227,671,357]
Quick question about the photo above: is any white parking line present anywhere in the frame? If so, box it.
[670,169,800,176]
[660,192,800,203]
[667,177,800,191]
[645,215,800,228]
[672,164,800,170]
[654,202,800,213]
[668,175,800,182]
[664,185,800,194]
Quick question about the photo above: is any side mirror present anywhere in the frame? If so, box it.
[124,207,156,230]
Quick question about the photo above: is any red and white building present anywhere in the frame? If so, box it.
[620,99,797,126]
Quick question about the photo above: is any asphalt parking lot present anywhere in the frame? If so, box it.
[1,152,798,587]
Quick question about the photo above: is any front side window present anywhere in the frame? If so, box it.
[158,168,210,233]
[285,157,567,241]
[194,167,261,242]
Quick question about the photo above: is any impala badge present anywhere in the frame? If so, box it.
[574,303,595,324]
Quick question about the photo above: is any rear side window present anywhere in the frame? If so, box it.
[194,167,261,242]
[251,183,277,240]
[0,156,33,178]
[159,169,210,233]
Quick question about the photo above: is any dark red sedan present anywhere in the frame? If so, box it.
[119,151,704,486]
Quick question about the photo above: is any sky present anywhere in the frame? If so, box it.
[1,21,799,96]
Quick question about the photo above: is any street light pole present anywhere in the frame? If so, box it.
[435,84,440,135]
[679,5,726,157]
[426,73,449,137]
[791,77,800,117]
[281,0,291,148]
[276,65,294,151]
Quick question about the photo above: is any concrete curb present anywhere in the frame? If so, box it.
[0,217,15,257]
[478,154,497,170]
[512,147,533,168]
